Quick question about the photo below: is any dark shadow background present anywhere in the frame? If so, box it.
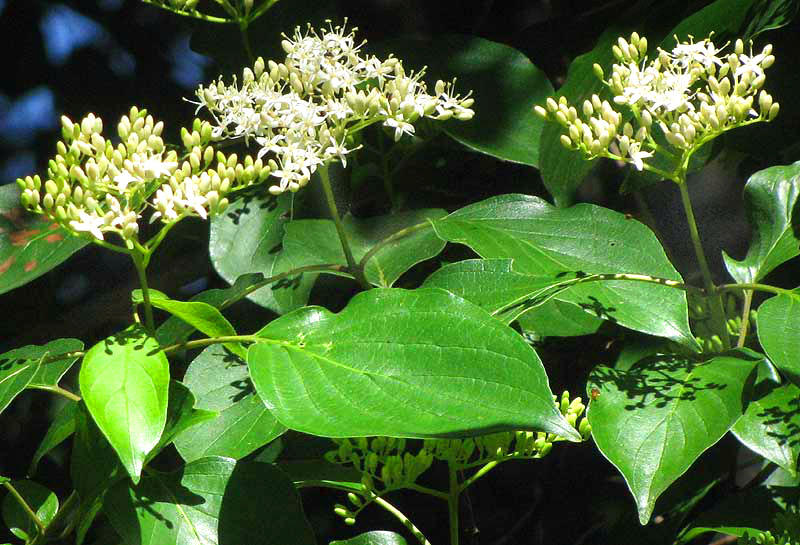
[1,1,799,544]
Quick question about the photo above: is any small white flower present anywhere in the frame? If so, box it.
[626,142,653,171]
[113,169,140,192]
[735,51,767,79]
[69,211,106,240]
[384,115,415,141]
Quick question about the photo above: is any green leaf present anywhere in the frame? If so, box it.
[732,381,800,477]
[1,480,58,541]
[104,457,315,545]
[757,291,800,385]
[0,184,88,295]
[156,273,265,346]
[382,35,553,167]
[175,347,286,462]
[150,381,217,457]
[28,339,83,388]
[210,193,316,314]
[248,288,579,440]
[133,289,245,359]
[723,162,800,283]
[331,532,408,545]
[742,0,800,38]
[517,300,603,337]
[280,209,447,287]
[587,350,760,524]
[432,194,698,348]
[422,259,553,318]
[422,258,603,335]
[29,400,78,474]
[0,338,82,415]
[79,326,170,482]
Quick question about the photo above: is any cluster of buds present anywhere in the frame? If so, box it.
[17,109,270,243]
[535,33,779,177]
[424,391,590,466]
[689,292,757,352]
[325,436,434,494]
[194,20,474,195]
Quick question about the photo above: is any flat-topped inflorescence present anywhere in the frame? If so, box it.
[535,33,778,180]
[193,20,475,195]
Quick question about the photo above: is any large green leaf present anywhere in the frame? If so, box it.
[331,532,408,545]
[79,326,170,482]
[732,381,800,477]
[1,480,58,542]
[175,347,286,462]
[756,291,800,385]
[587,350,760,524]
[0,184,87,295]
[248,288,579,440]
[280,209,447,287]
[209,193,316,314]
[29,400,77,474]
[432,194,697,348]
[0,338,82,415]
[104,457,315,545]
[723,162,800,283]
[421,258,602,336]
[381,35,553,166]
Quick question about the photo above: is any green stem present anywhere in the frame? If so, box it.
[718,283,798,298]
[240,20,254,63]
[131,250,155,335]
[448,461,460,545]
[373,496,433,545]
[144,220,179,255]
[140,0,233,22]
[459,460,499,491]
[318,165,370,289]
[53,491,79,540]
[27,384,81,402]
[161,334,261,355]
[737,289,754,348]
[677,181,730,349]
[406,483,450,501]
[377,130,397,207]
[3,481,47,538]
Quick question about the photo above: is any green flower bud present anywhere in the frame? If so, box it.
[533,105,548,119]
[768,102,779,120]
[347,493,362,507]
[560,135,572,149]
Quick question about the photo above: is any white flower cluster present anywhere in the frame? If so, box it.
[194,20,475,195]
[536,33,779,175]
[17,108,270,242]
